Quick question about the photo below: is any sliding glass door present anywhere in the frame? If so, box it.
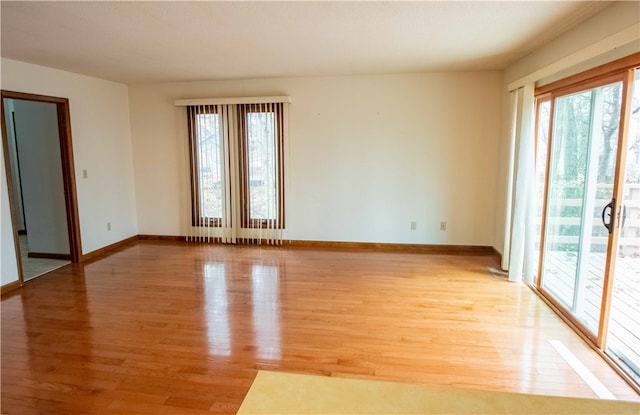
[606,69,640,383]
[539,81,622,337]
[535,57,639,386]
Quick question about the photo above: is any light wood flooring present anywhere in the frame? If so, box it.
[1,241,638,414]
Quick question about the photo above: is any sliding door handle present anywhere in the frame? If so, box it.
[602,198,616,234]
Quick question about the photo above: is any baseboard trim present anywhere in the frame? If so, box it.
[1,280,21,296]
[81,235,138,263]
[491,246,503,266]
[284,240,497,255]
[138,234,187,242]
[27,252,71,260]
[136,235,497,256]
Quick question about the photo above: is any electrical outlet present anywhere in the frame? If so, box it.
[440,221,447,231]
[107,222,111,231]
[410,221,417,230]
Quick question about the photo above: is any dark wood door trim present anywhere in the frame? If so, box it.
[1,90,83,285]
[0,94,26,285]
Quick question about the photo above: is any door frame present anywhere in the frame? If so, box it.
[1,90,82,285]
[532,54,640,391]
[536,72,628,345]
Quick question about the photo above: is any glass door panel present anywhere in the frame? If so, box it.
[606,69,640,382]
[540,81,623,335]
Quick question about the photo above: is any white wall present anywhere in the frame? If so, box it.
[1,58,138,285]
[130,72,503,245]
[11,99,70,255]
[493,1,640,257]
[504,1,639,87]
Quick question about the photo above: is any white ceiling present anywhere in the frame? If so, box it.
[1,1,611,84]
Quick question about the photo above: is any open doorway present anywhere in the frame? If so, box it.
[1,91,82,284]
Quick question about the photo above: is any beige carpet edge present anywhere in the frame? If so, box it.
[237,370,640,414]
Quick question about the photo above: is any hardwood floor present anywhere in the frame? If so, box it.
[1,241,638,414]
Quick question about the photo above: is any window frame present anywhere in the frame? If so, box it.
[237,103,285,229]
[187,105,224,227]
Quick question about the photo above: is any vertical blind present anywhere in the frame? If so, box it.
[508,84,536,284]
[505,84,537,284]
[178,97,290,245]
